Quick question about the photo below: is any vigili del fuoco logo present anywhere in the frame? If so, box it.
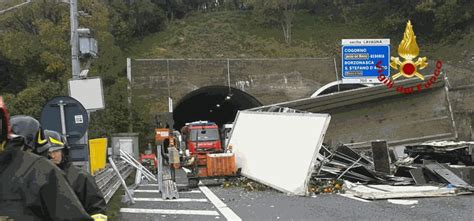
[377,20,443,94]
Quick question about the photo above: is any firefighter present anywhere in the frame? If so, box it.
[0,113,92,220]
[43,129,107,220]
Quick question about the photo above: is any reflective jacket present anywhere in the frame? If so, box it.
[0,137,92,221]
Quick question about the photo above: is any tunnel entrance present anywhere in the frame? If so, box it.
[173,86,262,130]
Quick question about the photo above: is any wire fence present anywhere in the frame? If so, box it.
[130,58,339,109]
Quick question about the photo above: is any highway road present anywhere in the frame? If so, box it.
[117,182,474,221]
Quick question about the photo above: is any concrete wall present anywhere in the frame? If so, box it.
[131,58,474,142]
[443,64,474,140]
[130,58,337,106]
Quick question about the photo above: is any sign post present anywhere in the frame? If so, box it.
[341,39,390,84]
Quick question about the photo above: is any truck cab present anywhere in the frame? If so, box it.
[181,121,222,154]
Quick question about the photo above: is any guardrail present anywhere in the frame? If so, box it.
[93,159,134,203]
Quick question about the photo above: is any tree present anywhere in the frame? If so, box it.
[0,1,70,84]
[4,81,62,118]
[244,0,306,45]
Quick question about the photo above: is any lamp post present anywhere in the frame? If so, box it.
[69,0,80,79]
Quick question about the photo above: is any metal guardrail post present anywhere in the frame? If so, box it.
[157,144,163,192]
[135,169,142,185]
[120,155,157,181]
[120,150,156,181]
[120,150,155,177]
[108,157,135,204]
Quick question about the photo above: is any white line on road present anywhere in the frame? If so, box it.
[133,189,202,193]
[199,185,242,221]
[339,194,371,203]
[120,208,219,216]
[133,198,208,202]
[181,190,202,193]
[133,189,160,193]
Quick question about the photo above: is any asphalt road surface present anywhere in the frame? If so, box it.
[117,183,474,221]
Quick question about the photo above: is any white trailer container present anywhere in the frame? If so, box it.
[228,111,331,196]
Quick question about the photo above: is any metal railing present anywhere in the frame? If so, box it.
[93,159,134,204]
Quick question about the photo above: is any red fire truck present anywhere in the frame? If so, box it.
[180,121,222,154]
[180,121,237,187]
[139,144,158,174]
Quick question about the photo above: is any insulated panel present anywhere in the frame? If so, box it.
[228,111,331,195]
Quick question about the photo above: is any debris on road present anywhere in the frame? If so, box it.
[405,141,474,165]
[387,199,418,205]
[310,140,474,200]
[343,181,466,200]
[308,179,344,194]
[222,177,271,192]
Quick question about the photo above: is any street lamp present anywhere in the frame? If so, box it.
[62,0,98,79]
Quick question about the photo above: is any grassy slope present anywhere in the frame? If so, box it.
[127,10,472,68]
[127,11,378,59]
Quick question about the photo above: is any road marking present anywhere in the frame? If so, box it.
[133,197,208,202]
[134,189,202,193]
[339,194,371,203]
[134,189,160,193]
[120,208,219,216]
[199,186,242,221]
[183,190,202,193]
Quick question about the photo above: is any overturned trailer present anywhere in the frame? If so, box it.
[251,76,456,148]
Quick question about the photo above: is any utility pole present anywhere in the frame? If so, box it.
[70,0,80,79]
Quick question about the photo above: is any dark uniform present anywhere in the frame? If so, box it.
[62,162,107,215]
[44,130,107,216]
[0,136,92,220]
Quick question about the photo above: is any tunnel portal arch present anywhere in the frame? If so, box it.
[173,86,262,130]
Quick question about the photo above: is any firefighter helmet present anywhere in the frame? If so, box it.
[10,115,50,153]
[44,130,65,152]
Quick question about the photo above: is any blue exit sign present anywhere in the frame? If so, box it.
[341,39,390,84]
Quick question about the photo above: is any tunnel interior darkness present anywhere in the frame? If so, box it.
[173,86,262,130]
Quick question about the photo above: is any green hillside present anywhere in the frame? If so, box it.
[129,11,378,58]
[129,10,472,63]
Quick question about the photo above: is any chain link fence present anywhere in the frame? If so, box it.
[130,58,339,111]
